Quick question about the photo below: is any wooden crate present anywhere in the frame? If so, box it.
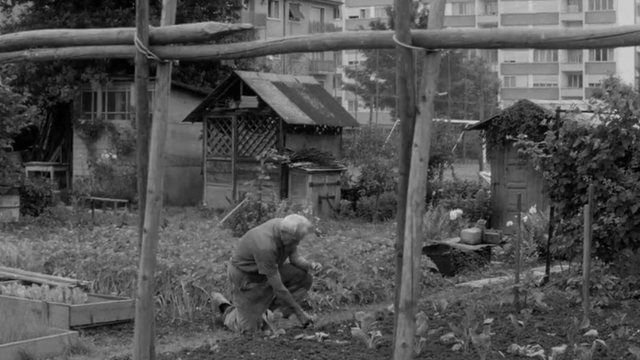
[0,329,79,360]
[0,293,135,329]
[288,165,345,217]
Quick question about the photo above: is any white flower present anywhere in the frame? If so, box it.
[506,221,514,227]
[523,216,528,222]
[449,209,463,221]
[528,205,537,214]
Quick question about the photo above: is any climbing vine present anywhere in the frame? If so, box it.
[482,99,551,153]
[514,76,640,263]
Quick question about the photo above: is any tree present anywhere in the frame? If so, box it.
[342,6,500,121]
[0,0,268,113]
[0,71,39,185]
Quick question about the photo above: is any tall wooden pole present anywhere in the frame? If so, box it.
[392,0,417,344]
[135,0,150,252]
[514,193,522,312]
[393,2,445,359]
[132,0,176,359]
[582,184,594,326]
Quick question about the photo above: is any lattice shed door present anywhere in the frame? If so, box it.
[204,117,233,208]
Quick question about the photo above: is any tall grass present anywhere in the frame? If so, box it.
[0,301,60,345]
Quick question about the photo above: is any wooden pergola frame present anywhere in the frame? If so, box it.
[2,0,639,359]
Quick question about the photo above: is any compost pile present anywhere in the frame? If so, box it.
[288,148,337,167]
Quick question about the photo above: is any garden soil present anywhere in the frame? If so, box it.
[154,294,640,360]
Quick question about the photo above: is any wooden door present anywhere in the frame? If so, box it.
[492,145,547,234]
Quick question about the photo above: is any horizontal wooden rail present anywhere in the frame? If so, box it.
[0,22,253,53]
[1,25,640,63]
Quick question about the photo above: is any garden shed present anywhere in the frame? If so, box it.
[182,70,359,210]
[467,99,598,234]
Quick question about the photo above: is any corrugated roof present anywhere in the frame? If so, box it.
[467,99,602,131]
[182,71,359,128]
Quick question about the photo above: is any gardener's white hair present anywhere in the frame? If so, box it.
[280,214,313,237]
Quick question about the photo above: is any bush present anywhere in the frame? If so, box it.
[355,191,397,222]
[19,177,54,217]
[73,154,137,203]
[222,196,320,238]
[429,179,492,223]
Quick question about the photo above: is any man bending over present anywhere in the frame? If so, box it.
[211,214,322,333]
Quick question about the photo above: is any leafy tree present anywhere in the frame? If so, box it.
[0,71,39,185]
[0,0,268,113]
[343,6,500,121]
[514,75,640,263]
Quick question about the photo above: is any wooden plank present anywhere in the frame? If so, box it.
[0,330,79,360]
[69,296,135,328]
[0,267,90,289]
[0,294,135,329]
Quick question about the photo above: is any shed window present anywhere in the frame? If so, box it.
[81,83,142,121]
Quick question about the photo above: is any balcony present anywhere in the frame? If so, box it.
[502,13,559,26]
[560,3,583,21]
[477,1,498,25]
[444,15,476,28]
[309,21,342,34]
[562,50,583,71]
[308,59,337,74]
[561,88,583,98]
[585,11,616,24]
[585,62,616,75]
[501,63,559,75]
[501,87,559,101]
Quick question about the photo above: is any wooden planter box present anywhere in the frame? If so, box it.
[0,329,78,360]
[0,293,135,329]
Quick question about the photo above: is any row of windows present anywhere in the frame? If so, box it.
[447,0,613,16]
[503,49,614,63]
[503,74,601,89]
[267,0,338,21]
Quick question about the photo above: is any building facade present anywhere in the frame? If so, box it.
[239,0,345,99]
[335,0,640,122]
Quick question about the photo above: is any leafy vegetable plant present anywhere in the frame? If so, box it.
[0,283,88,305]
[351,311,383,349]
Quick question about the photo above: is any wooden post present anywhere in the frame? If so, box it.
[202,118,208,207]
[393,2,445,359]
[543,205,555,285]
[231,116,238,202]
[135,0,150,252]
[544,107,561,284]
[582,184,594,325]
[392,0,418,342]
[514,193,522,312]
[132,0,176,359]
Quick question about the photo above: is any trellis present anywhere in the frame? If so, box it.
[203,113,280,205]
[3,0,640,358]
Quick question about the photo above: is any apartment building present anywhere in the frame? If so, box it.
[337,0,640,122]
[239,0,345,96]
